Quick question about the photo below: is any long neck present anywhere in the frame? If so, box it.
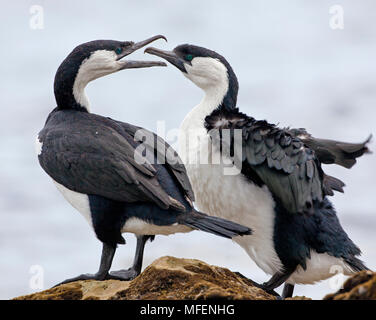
[197,81,230,123]
[54,57,90,113]
[182,71,238,131]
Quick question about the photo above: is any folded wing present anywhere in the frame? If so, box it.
[38,115,194,212]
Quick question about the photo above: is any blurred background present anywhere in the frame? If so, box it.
[0,0,375,300]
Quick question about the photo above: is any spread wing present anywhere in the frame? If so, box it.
[206,109,328,215]
[38,114,193,211]
[289,128,371,169]
[241,122,324,214]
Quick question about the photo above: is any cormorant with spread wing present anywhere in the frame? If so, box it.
[146,43,371,298]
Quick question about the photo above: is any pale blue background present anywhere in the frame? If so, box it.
[0,0,375,299]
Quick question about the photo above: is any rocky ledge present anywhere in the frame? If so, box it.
[14,256,375,300]
[14,256,277,300]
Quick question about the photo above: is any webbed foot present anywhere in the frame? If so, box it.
[109,268,140,281]
[53,272,111,287]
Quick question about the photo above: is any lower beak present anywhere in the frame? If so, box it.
[119,35,168,70]
[120,60,166,69]
[144,47,187,73]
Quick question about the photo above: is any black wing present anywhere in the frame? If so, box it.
[206,109,328,215]
[288,128,371,169]
[38,112,193,211]
[112,118,195,202]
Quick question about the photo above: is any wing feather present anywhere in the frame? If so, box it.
[116,120,195,202]
[289,128,371,169]
[38,114,192,212]
[205,109,325,215]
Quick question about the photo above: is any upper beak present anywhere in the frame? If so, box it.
[144,47,187,73]
[118,35,168,69]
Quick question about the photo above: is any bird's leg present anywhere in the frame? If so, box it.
[261,270,294,299]
[54,242,116,287]
[110,235,153,281]
[282,283,295,299]
[233,271,281,298]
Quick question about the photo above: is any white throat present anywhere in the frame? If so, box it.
[72,50,119,112]
[181,58,229,131]
[197,82,229,122]
[72,71,91,112]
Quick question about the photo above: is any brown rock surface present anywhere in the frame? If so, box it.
[14,256,277,300]
[324,270,376,300]
[19,256,376,300]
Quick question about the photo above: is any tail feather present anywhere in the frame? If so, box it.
[346,257,369,273]
[179,210,252,239]
[323,173,345,196]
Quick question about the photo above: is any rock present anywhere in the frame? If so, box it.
[14,256,277,300]
[285,296,311,300]
[324,270,376,300]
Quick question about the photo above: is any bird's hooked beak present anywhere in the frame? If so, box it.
[144,47,187,73]
[118,35,168,69]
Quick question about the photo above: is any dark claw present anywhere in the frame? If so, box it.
[53,272,110,287]
[260,283,282,299]
[233,272,282,299]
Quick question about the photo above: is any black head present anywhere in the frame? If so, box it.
[145,44,239,110]
[54,35,167,111]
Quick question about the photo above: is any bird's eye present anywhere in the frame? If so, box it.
[185,54,193,61]
[115,47,123,55]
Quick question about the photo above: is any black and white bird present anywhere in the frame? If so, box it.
[145,44,371,298]
[36,36,251,285]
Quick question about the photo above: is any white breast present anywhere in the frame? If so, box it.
[35,135,43,156]
[179,126,283,276]
[288,251,355,285]
[53,181,93,228]
[36,135,92,227]
[122,217,192,235]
